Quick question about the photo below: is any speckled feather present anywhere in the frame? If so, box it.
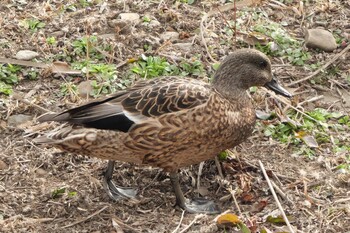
[35,49,274,172]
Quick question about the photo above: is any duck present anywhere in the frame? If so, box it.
[34,49,291,214]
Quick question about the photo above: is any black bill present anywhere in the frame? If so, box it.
[264,77,292,98]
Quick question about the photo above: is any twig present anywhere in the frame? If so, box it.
[214,156,224,178]
[259,161,295,233]
[12,93,50,113]
[61,206,109,229]
[197,161,204,190]
[171,210,185,233]
[111,216,140,233]
[228,187,242,215]
[287,43,350,86]
[262,88,319,123]
[270,180,288,202]
[179,214,205,233]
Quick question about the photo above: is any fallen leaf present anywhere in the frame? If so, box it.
[217,213,241,226]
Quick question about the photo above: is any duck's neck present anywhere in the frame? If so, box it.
[212,83,250,103]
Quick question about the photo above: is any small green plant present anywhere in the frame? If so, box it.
[72,36,98,56]
[46,36,56,45]
[0,64,21,95]
[60,82,78,97]
[142,15,151,23]
[51,187,66,198]
[79,0,94,7]
[51,187,78,198]
[20,18,45,32]
[131,55,176,79]
[86,63,119,96]
[131,55,205,79]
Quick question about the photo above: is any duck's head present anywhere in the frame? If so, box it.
[212,49,291,98]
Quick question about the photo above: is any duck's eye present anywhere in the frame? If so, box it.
[259,60,268,68]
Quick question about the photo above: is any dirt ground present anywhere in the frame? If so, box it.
[0,0,350,232]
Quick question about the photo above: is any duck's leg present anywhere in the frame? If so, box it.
[103,160,137,200]
[169,171,220,214]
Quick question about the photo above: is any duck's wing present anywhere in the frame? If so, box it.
[38,77,211,132]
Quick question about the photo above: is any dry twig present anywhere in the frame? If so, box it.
[111,216,140,233]
[61,206,109,229]
[179,214,205,233]
[171,210,185,233]
[259,160,296,233]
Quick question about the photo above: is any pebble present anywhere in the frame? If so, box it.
[77,80,93,98]
[7,114,33,126]
[173,43,192,52]
[35,168,48,176]
[108,19,132,35]
[15,50,39,60]
[160,31,179,41]
[305,29,337,52]
[0,160,8,170]
[118,13,140,24]
[147,19,161,28]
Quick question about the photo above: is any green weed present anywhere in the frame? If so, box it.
[19,18,45,32]
[0,64,21,95]
[131,55,205,79]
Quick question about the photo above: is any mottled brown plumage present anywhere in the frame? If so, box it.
[35,49,291,213]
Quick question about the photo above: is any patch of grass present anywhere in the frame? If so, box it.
[0,64,21,95]
[86,63,119,96]
[60,82,78,98]
[131,55,205,79]
[51,187,77,199]
[254,21,310,65]
[19,18,45,32]
[262,108,350,157]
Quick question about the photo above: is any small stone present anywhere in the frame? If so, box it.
[15,50,39,60]
[7,114,33,126]
[147,19,161,28]
[108,19,132,34]
[302,200,312,208]
[118,13,140,24]
[22,205,32,213]
[305,29,337,52]
[0,160,8,170]
[160,31,179,41]
[77,80,93,98]
[35,168,47,176]
[173,43,192,52]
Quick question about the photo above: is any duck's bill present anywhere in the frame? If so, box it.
[264,77,292,98]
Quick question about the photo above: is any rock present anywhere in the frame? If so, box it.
[108,19,132,35]
[15,50,39,60]
[305,29,337,52]
[147,19,161,28]
[0,160,8,170]
[35,168,48,176]
[173,43,192,52]
[118,13,140,24]
[7,114,33,126]
[160,31,179,41]
[77,80,93,98]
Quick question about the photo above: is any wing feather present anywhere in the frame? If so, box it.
[38,77,211,132]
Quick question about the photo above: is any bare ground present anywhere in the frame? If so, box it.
[1,0,350,232]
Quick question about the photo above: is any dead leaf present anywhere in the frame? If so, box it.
[250,200,268,213]
[295,131,319,148]
[51,61,81,74]
[217,213,241,226]
[241,192,255,203]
